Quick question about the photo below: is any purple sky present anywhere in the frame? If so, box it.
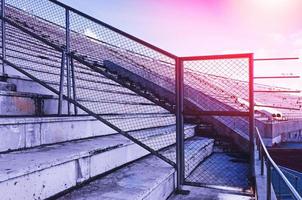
[59,0,302,89]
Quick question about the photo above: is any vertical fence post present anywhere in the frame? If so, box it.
[70,56,77,115]
[1,0,6,76]
[261,148,264,175]
[249,53,255,177]
[65,8,71,115]
[58,51,66,115]
[176,57,184,192]
[267,161,272,200]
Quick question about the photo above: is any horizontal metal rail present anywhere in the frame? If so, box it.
[254,57,299,61]
[254,76,300,79]
[255,104,301,111]
[254,90,301,93]
[184,111,249,117]
[180,53,253,61]
[255,127,302,200]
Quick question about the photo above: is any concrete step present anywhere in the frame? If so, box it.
[0,125,196,200]
[0,88,167,116]
[57,136,214,200]
[6,75,57,96]
[2,75,170,116]
[162,137,214,177]
[0,115,177,153]
[0,81,16,91]
[0,116,116,153]
[0,90,52,115]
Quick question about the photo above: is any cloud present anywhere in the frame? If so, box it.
[270,33,286,43]
[290,30,302,46]
[292,37,302,47]
[84,28,99,40]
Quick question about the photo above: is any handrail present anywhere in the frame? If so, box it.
[47,0,177,60]
[255,127,302,200]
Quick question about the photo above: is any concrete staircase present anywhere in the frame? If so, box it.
[56,137,214,200]
[0,126,212,200]
[0,75,216,200]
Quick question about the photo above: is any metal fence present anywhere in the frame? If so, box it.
[0,0,301,198]
[256,127,302,200]
[2,0,179,169]
[0,0,253,193]
[178,54,254,190]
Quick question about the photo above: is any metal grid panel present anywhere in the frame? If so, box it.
[182,55,252,190]
[6,0,65,27]
[184,116,251,190]
[3,0,178,165]
[183,56,249,112]
[68,10,176,94]
[272,168,302,200]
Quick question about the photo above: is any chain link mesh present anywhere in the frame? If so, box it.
[3,0,254,189]
[4,0,179,164]
[272,167,302,200]
[182,56,252,190]
[183,58,249,112]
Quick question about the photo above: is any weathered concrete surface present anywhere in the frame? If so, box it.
[58,137,213,200]
[169,186,254,200]
[59,156,175,200]
[0,90,49,115]
[162,137,214,177]
[257,120,302,146]
[0,115,176,153]
[6,75,56,96]
[0,81,16,91]
[0,125,198,200]
[0,116,116,152]
[0,135,147,200]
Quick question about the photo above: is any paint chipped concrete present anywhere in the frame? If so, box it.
[58,137,213,200]
[59,156,175,200]
[0,117,177,153]
[0,135,147,200]
[0,91,38,115]
[0,81,16,91]
[0,126,204,200]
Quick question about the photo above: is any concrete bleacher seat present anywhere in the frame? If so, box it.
[56,137,214,200]
[0,125,207,200]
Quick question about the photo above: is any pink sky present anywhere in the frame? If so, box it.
[61,0,302,89]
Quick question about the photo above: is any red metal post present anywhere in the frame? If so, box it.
[249,53,255,178]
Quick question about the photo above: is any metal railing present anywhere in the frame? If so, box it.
[0,0,300,198]
[0,0,183,190]
[255,127,302,200]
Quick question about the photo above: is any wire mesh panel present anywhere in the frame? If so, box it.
[272,168,302,200]
[6,0,66,46]
[183,56,250,113]
[67,9,179,164]
[68,10,176,101]
[181,54,253,191]
[3,0,179,165]
[6,0,65,26]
